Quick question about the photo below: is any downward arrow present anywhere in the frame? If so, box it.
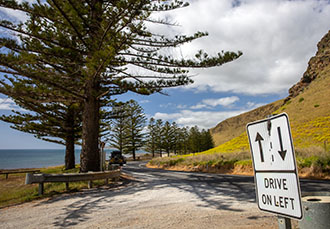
[255,132,264,162]
[277,127,287,160]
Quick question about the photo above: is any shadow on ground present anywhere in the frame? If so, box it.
[34,162,330,228]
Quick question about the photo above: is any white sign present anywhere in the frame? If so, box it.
[247,113,302,219]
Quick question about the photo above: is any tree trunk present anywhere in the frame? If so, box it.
[132,148,136,161]
[65,105,75,170]
[80,89,100,172]
[65,134,75,170]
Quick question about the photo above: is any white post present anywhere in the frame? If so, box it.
[100,142,106,171]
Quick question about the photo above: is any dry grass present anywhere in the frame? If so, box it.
[210,65,330,155]
[211,100,283,146]
[0,166,113,209]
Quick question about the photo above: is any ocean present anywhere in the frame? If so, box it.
[0,149,145,169]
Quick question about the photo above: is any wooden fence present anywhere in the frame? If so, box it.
[25,170,121,195]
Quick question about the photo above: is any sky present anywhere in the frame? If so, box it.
[0,0,330,149]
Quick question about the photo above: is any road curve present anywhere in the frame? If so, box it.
[1,161,329,229]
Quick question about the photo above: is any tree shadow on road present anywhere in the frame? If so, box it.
[35,165,330,228]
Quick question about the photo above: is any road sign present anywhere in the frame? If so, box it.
[247,113,302,219]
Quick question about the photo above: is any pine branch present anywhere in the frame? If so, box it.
[50,0,89,49]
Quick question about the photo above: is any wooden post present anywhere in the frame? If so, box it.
[38,183,44,196]
[5,173,8,179]
[88,181,93,189]
[278,216,291,229]
[65,182,70,191]
[105,178,109,185]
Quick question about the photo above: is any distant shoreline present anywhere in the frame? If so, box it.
[0,149,148,170]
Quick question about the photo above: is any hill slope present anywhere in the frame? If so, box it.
[210,30,330,152]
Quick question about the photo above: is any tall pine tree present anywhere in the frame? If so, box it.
[124,100,146,160]
[0,77,82,169]
[108,102,129,153]
[0,1,241,171]
[145,117,157,157]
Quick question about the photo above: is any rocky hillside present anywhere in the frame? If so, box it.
[286,30,330,101]
[210,30,330,151]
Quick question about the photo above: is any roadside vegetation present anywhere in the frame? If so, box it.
[148,146,330,179]
[0,166,112,208]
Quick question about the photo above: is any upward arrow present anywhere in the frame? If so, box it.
[277,127,287,160]
[255,132,265,162]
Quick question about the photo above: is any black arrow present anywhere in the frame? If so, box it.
[277,127,287,160]
[255,132,265,162]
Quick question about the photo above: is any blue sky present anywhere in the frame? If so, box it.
[1,0,330,149]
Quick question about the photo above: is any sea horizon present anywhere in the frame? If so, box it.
[0,149,146,170]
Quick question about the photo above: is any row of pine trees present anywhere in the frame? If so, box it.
[107,100,214,160]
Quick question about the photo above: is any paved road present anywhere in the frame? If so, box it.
[1,161,329,228]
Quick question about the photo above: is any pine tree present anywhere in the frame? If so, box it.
[178,126,189,155]
[124,100,146,160]
[145,117,157,157]
[0,1,241,171]
[155,119,164,157]
[200,129,214,151]
[0,77,81,170]
[188,126,201,154]
[162,121,175,157]
[171,122,179,155]
[108,102,130,154]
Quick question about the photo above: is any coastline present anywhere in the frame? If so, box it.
[0,149,148,170]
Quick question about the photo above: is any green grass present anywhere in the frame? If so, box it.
[149,145,330,177]
[0,165,113,208]
[295,146,330,170]
[149,151,251,169]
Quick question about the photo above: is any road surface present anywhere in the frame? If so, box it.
[1,161,329,228]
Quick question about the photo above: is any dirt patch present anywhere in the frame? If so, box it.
[299,166,330,179]
[147,163,253,176]
[147,163,330,180]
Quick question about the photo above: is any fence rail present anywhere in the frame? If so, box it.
[1,169,41,179]
[25,170,121,195]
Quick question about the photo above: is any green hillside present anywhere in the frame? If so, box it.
[148,30,330,179]
[208,65,330,154]
[210,30,330,153]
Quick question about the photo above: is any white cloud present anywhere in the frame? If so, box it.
[203,96,239,107]
[190,104,208,110]
[159,103,175,108]
[0,98,22,111]
[161,0,330,95]
[190,96,239,109]
[154,109,248,129]
[0,1,33,22]
[177,104,188,109]
[139,100,150,104]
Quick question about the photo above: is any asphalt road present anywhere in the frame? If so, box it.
[1,161,329,229]
[125,161,330,195]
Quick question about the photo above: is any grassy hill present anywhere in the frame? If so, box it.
[148,30,330,179]
[208,64,330,154]
[210,30,330,153]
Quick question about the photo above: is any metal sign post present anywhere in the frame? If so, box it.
[247,113,303,227]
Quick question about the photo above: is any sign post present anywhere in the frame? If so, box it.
[247,113,302,225]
